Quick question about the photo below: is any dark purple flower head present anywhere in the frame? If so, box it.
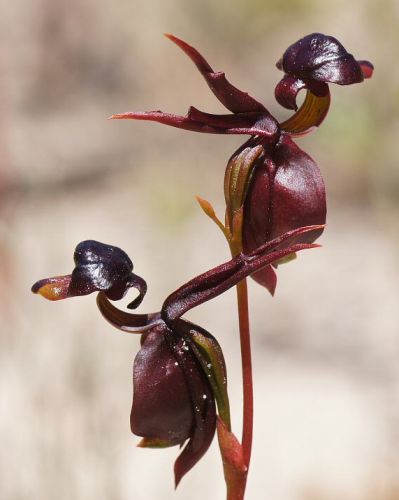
[31,240,147,309]
[111,34,371,295]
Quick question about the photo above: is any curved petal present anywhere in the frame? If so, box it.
[275,75,308,111]
[97,293,161,334]
[279,89,331,136]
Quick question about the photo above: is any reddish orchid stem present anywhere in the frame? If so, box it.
[235,277,253,498]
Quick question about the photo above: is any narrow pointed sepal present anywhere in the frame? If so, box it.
[164,33,267,114]
[162,225,323,322]
[111,107,279,139]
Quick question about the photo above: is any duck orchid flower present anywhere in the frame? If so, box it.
[111,33,372,295]
[32,225,322,486]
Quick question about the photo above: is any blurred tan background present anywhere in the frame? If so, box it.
[1,0,399,499]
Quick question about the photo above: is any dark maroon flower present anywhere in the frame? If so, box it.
[111,34,372,294]
[32,225,322,486]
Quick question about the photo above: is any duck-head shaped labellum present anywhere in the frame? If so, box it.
[276,33,373,85]
[31,240,147,309]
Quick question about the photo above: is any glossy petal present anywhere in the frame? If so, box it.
[98,295,221,485]
[243,135,326,251]
[131,326,194,445]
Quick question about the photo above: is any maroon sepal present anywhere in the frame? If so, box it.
[164,33,266,114]
[162,225,322,323]
[111,34,280,140]
[112,106,279,139]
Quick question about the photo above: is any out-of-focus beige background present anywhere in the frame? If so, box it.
[1,1,398,499]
